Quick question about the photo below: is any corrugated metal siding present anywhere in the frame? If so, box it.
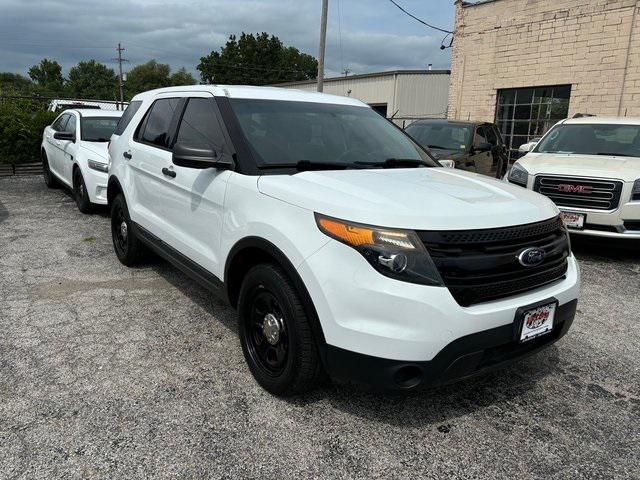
[279,72,449,121]
[395,73,449,118]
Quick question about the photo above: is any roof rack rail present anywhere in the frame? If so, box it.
[572,113,596,118]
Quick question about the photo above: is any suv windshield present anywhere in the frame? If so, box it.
[535,123,640,157]
[81,117,120,142]
[404,122,473,151]
[228,99,437,168]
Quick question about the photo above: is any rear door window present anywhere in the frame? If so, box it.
[114,100,142,136]
[138,98,180,148]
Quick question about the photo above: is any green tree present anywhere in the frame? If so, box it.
[0,73,34,94]
[66,60,118,99]
[28,58,64,93]
[170,67,197,87]
[197,32,317,85]
[125,60,171,98]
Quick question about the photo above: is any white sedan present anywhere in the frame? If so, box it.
[41,109,123,213]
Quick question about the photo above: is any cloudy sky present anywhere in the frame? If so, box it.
[0,0,454,80]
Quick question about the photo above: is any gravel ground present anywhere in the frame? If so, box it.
[0,175,639,479]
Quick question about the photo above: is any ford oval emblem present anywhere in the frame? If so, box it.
[517,247,546,267]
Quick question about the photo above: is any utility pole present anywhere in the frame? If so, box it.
[317,0,328,92]
[116,43,127,109]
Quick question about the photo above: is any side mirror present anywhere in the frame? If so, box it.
[474,142,492,153]
[54,131,75,142]
[438,159,455,168]
[518,142,535,153]
[172,143,232,170]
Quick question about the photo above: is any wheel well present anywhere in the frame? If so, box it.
[225,239,327,347]
[107,178,123,207]
[226,246,275,309]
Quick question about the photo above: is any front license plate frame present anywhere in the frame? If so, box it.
[513,298,558,343]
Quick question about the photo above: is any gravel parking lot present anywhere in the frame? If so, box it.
[1,175,639,479]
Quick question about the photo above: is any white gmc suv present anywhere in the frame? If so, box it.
[509,116,640,238]
[107,86,580,395]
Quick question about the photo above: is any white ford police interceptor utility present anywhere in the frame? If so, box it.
[510,116,640,238]
[107,86,580,395]
[42,109,123,213]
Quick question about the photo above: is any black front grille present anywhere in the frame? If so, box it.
[419,217,569,307]
[533,176,623,211]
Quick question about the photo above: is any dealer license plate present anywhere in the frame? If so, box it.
[520,303,556,342]
[560,211,585,229]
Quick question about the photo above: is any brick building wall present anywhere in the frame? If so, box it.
[448,0,640,122]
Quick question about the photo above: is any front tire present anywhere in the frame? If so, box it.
[238,264,324,395]
[42,151,57,188]
[110,193,146,266]
[73,168,93,213]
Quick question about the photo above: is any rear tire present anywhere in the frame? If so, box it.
[238,263,324,395]
[42,151,57,188]
[110,193,146,266]
[73,168,93,214]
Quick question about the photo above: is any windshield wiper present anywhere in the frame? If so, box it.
[260,160,351,171]
[354,158,431,168]
[86,138,109,142]
[426,144,449,150]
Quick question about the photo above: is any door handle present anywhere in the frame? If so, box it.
[162,167,176,178]
[123,151,132,159]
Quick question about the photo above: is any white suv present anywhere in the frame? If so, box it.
[509,117,640,238]
[107,86,580,395]
[42,109,123,213]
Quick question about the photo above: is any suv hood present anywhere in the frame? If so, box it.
[258,168,558,230]
[519,153,640,182]
[80,141,109,161]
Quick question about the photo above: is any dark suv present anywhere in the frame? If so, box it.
[405,119,508,178]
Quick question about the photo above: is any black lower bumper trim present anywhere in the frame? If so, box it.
[324,299,578,391]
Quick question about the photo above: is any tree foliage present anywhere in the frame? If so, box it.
[66,60,118,100]
[170,67,197,87]
[197,33,317,85]
[125,61,196,99]
[27,58,64,93]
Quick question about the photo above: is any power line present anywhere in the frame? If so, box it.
[387,0,453,34]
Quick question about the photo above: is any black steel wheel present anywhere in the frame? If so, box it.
[42,151,58,188]
[73,168,93,213]
[238,264,324,395]
[110,193,145,266]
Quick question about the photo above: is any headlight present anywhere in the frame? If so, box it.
[633,179,640,201]
[508,162,529,187]
[438,159,455,168]
[315,214,443,286]
[88,159,109,173]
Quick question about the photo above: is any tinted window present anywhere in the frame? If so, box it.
[65,115,77,133]
[484,125,499,146]
[82,117,120,142]
[229,99,436,167]
[51,114,69,131]
[139,98,180,148]
[175,98,226,150]
[405,122,472,151]
[535,123,640,157]
[474,126,487,145]
[114,101,142,135]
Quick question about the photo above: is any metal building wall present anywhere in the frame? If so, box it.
[277,71,450,122]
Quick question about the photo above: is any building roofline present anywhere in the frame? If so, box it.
[274,69,451,87]
[461,0,500,7]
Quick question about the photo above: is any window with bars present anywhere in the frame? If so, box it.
[495,85,571,161]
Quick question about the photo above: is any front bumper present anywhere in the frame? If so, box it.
[83,167,108,205]
[298,240,580,363]
[324,299,577,390]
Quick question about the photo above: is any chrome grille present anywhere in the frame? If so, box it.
[533,176,623,211]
